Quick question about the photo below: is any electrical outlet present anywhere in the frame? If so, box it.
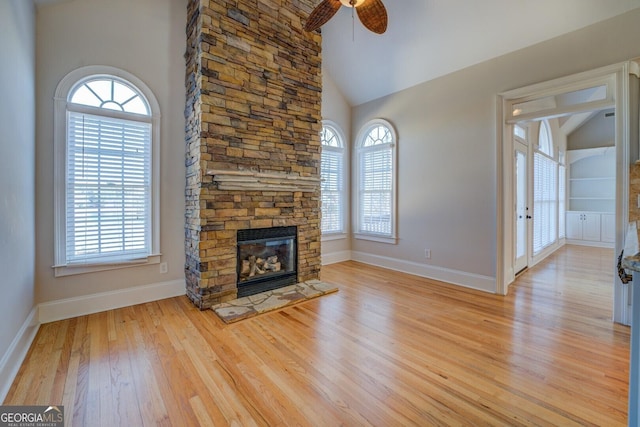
[159,262,168,274]
[424,249,431,259]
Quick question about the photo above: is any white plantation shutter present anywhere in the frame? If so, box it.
[533,152,557,254]
[66,112,151,264]
[359,147,392,234]
[356,120,396,240]
[321,148,344,233]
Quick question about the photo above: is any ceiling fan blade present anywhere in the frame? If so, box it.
[304,0,342,32]
[356,0,388,34]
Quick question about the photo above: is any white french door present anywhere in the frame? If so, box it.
[514,139,529,274]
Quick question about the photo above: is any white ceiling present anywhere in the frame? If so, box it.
[321,0,640,106]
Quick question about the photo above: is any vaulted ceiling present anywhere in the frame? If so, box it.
[320,0,640,106]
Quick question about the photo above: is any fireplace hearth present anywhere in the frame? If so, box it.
[237,226,297,298]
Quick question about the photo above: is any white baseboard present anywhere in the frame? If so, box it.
[565,239,614,249]
[351,251,496,293]
[39,279,186,324]
[1,279,186,402]
[322,250,352,265]
[0,306,40,403]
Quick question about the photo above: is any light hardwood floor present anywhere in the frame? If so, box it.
[5,245,630,426]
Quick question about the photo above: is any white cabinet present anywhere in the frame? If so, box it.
[583,213,602,241]
[566,211,614,247]
[566,212,582,240]
[601,213,616,243]
[566,212,600,241]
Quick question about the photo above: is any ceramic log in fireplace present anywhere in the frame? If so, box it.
[236,226,298,298]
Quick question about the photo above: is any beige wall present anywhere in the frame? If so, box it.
[35,0,187,303]
[26,3,640,303]
[0,0,36,373]
[347,9,640,287]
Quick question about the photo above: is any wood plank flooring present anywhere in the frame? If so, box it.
[4,245,630,425]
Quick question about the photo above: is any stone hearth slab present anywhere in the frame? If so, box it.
[212,280,338,324]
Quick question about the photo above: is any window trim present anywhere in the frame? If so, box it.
[53,65,161,277]
[353,118,398,244]
[320,120,348,240]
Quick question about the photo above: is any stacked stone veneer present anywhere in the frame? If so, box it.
[184,0,322,309]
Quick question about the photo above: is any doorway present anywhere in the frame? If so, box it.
[512,110,614,281]
[497,61,639,325]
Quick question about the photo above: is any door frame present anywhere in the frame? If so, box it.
[496,60,640,325]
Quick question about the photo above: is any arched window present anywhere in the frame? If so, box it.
[354,119,397,243]
[538,120,552,157]
[69,77,150,114]
[53,66,160,276]
[320,121,346,236]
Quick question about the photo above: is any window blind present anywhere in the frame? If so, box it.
[359,147,392,235]
[66,111,151,264]
[533,152,557,255]
[321,149,344,233]
[558,165,566,239]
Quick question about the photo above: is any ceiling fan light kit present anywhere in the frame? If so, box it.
[339,0,365,6]
[304,0,388,34]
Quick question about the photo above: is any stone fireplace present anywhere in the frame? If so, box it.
[184,0,322,309]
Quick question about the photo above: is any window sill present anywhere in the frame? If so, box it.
[354,233,397,244]
[321,232,348,242]
[53,254,161,277]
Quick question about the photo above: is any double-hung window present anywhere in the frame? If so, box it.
[354,119,397,243]
[54,66,160,276]
[320,121,346,237]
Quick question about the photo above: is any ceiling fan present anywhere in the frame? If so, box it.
[304,0,388,34]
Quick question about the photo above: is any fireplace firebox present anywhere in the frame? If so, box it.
[236,226,297,298]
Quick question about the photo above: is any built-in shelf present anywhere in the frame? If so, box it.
[567,147,615,212]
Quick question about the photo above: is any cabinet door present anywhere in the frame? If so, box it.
[601,213,616,243]
[566,212,584,240]
[582,213,602,241]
